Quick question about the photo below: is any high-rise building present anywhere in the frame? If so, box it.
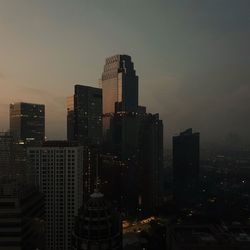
[72,190,122,250]
[27,141,84,250]
[0,132,35,186]
[138,113,164,213]
[102,111,163,215]
[67,85,102,146]
[9,102,45,145]
[0,182,45,250]
[173,128,200,207]
[101,55,138,114]
[101,55,139,137]
[100,54,164,215]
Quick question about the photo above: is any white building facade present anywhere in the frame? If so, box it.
[27,143,84,250]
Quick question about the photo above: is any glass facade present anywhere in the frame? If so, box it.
[101,55,138,114]
[67,85,102,146]
[9,102,45,144]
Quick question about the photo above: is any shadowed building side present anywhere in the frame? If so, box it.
[67,85,102,146]
[173,128,200,208]
[9,102,45,145]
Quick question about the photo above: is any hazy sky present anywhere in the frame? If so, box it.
[0,0,249,146]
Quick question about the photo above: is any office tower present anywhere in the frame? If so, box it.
[0,132,35,186]
[0,182,45,250]
[101,55,138,114]
[138,113,164,213]
[67,85,102,146]
[9,102,45,145]
[173,128,200,207]
[27,141,84,250]
[100,54,164,215]
[102,112,163,215]
[72,190,122,250]
[101,55,139,137]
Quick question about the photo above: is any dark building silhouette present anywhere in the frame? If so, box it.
[99,54,164,215]
[0,182,45,250]
[72,190,122,250]
[82,146,100,201]
[9,102,45,145]
[138,113,164,213]
[99,153,130,213]
[67,85,102,146]
[102,111,163,215]
[173,128,200,207]
[0,132,35,187]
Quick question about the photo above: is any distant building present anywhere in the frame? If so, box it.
[72,190,122,250]
[173,128,200,207]
[138,113,163,213]
[9,102,45,145]
[101,55,139,138]
[99,153,127,212]
[0,183,45,250]
[0,132,34,185]
[100,55,164,215]
[167,224,250,250]
[101,54,138,114]
[103,111,163,215]
[27,141,84,250]
[67,85,102,146]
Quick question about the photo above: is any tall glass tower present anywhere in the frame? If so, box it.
[9,102,45,145]
[101,55,139,137]
[101,55,138,114]
[67,85,102,146]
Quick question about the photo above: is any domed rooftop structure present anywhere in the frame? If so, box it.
[72,189,122,250]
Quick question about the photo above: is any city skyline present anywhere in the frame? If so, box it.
[0,0,249,146]
[1,2,250,249]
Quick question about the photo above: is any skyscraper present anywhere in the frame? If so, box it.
[104,112,163,214]
[101,55,139,137]
[173,128,200,207]
[101,55,138,114]
[27,141,84,250]
[9,102,45,145]
[138,113,164,213]
[100,54,164,215]
[0,132,35,186]
[67,85,102,146]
